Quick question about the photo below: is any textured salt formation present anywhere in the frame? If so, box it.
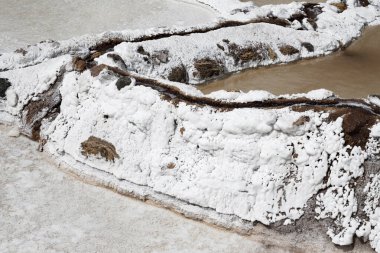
[1,61,380,250]
[0,0,380,252]
[1,0,379,73]
[98,23,338,84]
[94,0,380,84]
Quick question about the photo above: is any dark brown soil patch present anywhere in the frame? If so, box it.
[167,162,176,169]
[89,38,124,52]
[359,0,370,7]
[293,116,310,126]
[90,64,108,77]
[289,12,306,24]
[301,42,314,52]
[216,43,225,51]
[73,57,86,72]
[194,59,224,79]
[0,78,11,98]
[90,51,103,60]
[107,53,128,70]
[137,46,150,56]
[288,3,322,30]
[14,48,27,56]
[330,107,378,149]
[267,47,278,61]
[227,43,278,64]
[21,75,63,141]
[81,136,120,162]
[168,65,188,83]
[330,2,347,12]
[237,47,262,63]
[255,16,290,27]
[279,45,300,56]
[293,105,379,149]
[303,3,322,20]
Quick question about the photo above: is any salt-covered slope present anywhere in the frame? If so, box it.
[2,59,380,250]
[2,124,289,253]
[1,0,380,252]
[99,22,338,84]
[38,67,378,247]
[94,0,380,84]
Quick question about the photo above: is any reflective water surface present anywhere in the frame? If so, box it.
[200,26,380,98]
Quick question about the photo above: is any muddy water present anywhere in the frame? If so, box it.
[200,26,380,98]
[0,0,215,53]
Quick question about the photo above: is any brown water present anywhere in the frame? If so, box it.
[200,26,380,98]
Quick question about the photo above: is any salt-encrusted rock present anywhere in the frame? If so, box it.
[168,65,188,83]
[279,45,300,56]
[193,58,225,80]
[81,136,120,162]
[330,2,348,12]
[73,57,86,72]
[301,42,314,52]
[115,77,132,90]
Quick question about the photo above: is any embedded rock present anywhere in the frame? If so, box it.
[81,136,120,162]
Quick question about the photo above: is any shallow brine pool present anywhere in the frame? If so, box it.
[0,0,216,53]
[200,25,380,98]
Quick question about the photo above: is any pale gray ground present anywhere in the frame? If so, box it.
[0,0,216,53]
[0,125,295,253]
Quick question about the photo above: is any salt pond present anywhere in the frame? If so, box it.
[0,0,216,53]
[200,25,380,98]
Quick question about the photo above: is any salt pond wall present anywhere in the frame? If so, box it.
[1,0,380,251]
